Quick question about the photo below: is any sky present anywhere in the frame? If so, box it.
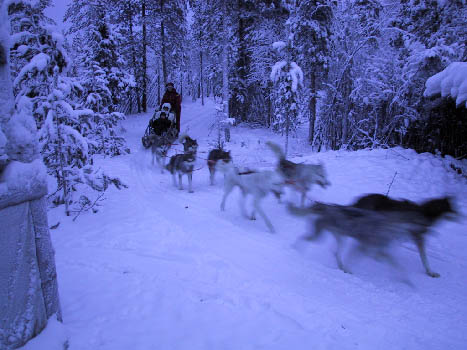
[44,0,72,31]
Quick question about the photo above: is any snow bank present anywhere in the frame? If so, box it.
[424,62,467,108]
[18,316,67,350]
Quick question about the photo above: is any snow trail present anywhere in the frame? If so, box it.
[48,99,467,350]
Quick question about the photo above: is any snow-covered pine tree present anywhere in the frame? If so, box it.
[8,0,66,127]
[270,30,304,156]
[317,0,386,150]
[288,0,333,144]
[390,0,467,157]
[66,1,132,156]
[229,0,288,124]
[8,0,127,214]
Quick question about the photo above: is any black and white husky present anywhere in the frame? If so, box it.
[207,149,232,185]
[166,134,198,193]
[215,160,284,233]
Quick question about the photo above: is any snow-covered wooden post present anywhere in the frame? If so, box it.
[0,1,65,348]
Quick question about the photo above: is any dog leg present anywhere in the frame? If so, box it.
[414,236,440,278]
[334,235,351,274]
[253,197,275,233]
[239,192,250,219]
[220,183,234,211]
[171,173,177,187]
[250,210,256,221]
[209,167,215,185]
[178,173,183,190]
[188,172,194,193]
[300,191,306,207]
[160,156,165,174]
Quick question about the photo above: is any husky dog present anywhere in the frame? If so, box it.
[266,141,330,206]
[353,193,456,277]
[207,149,232,185]
[288,195,456,277]
[148,130,178,173]
[215,161,284,233]
[166,134,198,193]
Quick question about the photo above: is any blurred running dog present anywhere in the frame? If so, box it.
[216,160,284,233]
[166,134,198,193]
[148,129,178,173]
[288,194,456,277]
[207,149,232,185]
[266,141,330,206]
[353,193,456,277]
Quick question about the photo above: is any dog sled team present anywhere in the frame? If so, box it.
[144,99,458,279]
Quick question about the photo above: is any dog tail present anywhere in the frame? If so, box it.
[178,133,189,143]
[287,202,333,217]
[287,203,316,217]
[266,141,285,160]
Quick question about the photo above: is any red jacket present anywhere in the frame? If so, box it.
[161,89,181,115]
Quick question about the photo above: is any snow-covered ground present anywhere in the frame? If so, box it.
[48,98,467,350]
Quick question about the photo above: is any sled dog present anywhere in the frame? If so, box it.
[266,141,330,206]
[288,195,455,277]
[352,194,456,277]
[215,160,284,233]
[148,129,178,173]
[166,134,198,193]
[207,149,232,185]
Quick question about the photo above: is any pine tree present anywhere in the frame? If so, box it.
[270,29,303,156]
[288,0,333,144]
[66,0,132,156]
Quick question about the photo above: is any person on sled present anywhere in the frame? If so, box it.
[160,82,182,133]
[150,109,177,138]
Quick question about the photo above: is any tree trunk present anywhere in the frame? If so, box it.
[160,0,167,87]
[200,49,204,106]
[142,0,147,112]
[157,73,161,106]
[222,0,229,117]
[308,72,317,144]
[341,66,352,147]
[128,2,141,113]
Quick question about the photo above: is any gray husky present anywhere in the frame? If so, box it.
[148,130,178,173]
[288,195,455,277]
[165,135,198,193]
[352,194,456,277]
[215,160,284,233]
[266,141,330,206]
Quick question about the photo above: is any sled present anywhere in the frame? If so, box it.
[142,104,177,148]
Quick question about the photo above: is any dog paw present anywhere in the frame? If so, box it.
[189,190,194,193]
[250,216,256,221]
[428,271,440,278]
